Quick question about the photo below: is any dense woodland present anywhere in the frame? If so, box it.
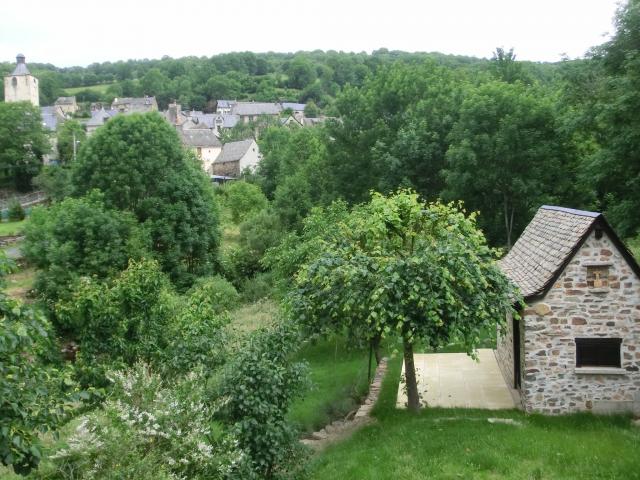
[2,1,640,479]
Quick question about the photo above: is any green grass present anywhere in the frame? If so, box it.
[63,83,115,95]
[289,336,371,433]
[228,298,280,332]
[0,219,26,236]
[308,352,640,479]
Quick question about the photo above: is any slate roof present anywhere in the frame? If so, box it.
[217,100,236,109]
[40,107,59,131]
[112,96,156,107]
[180,129,222,148]
[499,206,600,300]
[232,102,282,116]
[86,108,117,127]
[10,54,30,76]
[221,114,239,128]
[215,139,254,163]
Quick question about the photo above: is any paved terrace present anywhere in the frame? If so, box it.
[397,349,516,409]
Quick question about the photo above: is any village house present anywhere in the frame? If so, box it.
[210,139,261,177]
[54,96,78,115]
[111,96,158,113]
[497,205,640,415]
[86,107,117,135]
[179,128,222,174]
[231,102,282,123]
[216,99,236,114]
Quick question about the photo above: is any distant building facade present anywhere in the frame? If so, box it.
[54,96,78,115]
[4,54,39,106]
[211,139,261,177]
[111,96,158,113]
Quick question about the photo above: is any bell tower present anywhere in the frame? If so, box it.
[4,54,39,106]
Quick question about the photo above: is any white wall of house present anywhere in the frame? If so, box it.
[195,146,222,174]
[238,140,261,172]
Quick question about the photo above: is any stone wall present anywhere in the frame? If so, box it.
[520,229,640,414]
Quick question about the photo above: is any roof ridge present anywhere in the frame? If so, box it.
[540,205,601,218]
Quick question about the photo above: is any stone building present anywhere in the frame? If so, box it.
[497,206,640,415]
[54,96,78,115]
[211,139,261,177]
[111,96,158,113]
[179,128,222,174]
[4,54,39,106]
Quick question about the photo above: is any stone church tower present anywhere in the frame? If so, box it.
[4,54,39,106]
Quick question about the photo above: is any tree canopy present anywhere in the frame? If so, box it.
[71,113,220,285]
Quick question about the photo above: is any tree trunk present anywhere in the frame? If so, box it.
[372,333,382,365]
[402,336,421,412]
[503,194,513,250]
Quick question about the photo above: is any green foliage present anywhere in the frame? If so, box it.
[444,80,578,247]
[47,363,250,479]
[187,275,240,314]
[0,102,49,191]
[221,321,309,478]
[70,113,220,285]
[23,191,148,322]
[290,191,520,410]
[33,165,71,202]
[240,271,275,303]
[7,200,25,222]
[258,127,332,229]
[0,255,70,475]
[55,259,175,367]
[583,0,640,237]
[220,180,268,223]
[56,119,86,164]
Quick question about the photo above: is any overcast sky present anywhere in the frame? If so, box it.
[0,0,622,67]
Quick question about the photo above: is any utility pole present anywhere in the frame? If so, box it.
[72,131,77,162]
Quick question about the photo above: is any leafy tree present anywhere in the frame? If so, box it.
[7,200,25,221]
[287,56,317,89]
[490,47,530,84]
[0,254,70,476]
[444,81,575,247]
[23,190,148,321]
[55,259,175,366]
[71,113,220,285]
[220,180,268,223]
[304,100,320,118]
[585,0,640,236]
[56,119,86,164]
[291,191,518,411]
[0,102,49,191]
[32,165,72,201]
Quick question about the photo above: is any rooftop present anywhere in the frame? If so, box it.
[215,139,254,163]
[499,205,600,300]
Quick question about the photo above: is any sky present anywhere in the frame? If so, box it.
[0,0,623,67]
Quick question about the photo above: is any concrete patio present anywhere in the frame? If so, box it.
[396,349,516,410]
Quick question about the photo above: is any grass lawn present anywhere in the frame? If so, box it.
[4,265,36,300]
[308,353,640,479]
[63,83,116,95]
[0,219,26,236]
[289,336,370,433]
[228,298,280,332]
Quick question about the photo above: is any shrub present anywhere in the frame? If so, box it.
[163,281,232,375]
[221,181,268,224]
[188,275,240,313]
[0,292,68,475]
[47,363,251,480]
[7,200,25,221]
[240,272,275,303]
[55,259,175,367]
[23,191,149,324]
[221,321,309,478]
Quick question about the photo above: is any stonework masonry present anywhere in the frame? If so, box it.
[497,229,640,414]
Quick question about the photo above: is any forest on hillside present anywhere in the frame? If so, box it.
[0,49,561,111]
